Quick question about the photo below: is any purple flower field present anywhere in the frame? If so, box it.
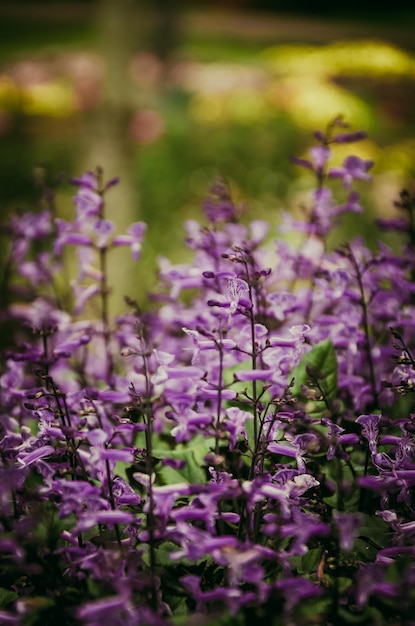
[1,117,414,625]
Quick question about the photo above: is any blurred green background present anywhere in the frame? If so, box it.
[1,0,415,310]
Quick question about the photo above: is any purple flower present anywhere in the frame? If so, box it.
[3,140,415,624]
[17,444,54,468]
[377,216,408,232]
[94,219,114,248]
[169,407,212,442]
[274,576,322,615]
[180,574,254,616]
[332,130,367,143]
[52,331,91,358]
[71,282,100,315]
[309,145,331,172]
[292,145,331,175]
[226,276,249,315]
[182,327,235,365]
[225,406,252,449]
[279,510,329,556]
[77,594,133,626]
[113,222,147,260]
[10,209,52,241]
[329,155,374,188]
[333,511,363,551]
[76,246,102,281]
[202,177,239,223]
[72,171,103,218]
[267,291,296,321]
[356,413,381,454]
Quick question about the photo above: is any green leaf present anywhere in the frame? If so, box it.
[20,597,55,626]
[337,604,384,624]
[354,513,389,559]
[0,587,18,608]
[223,358,252,389]
[290,338,338,418]
[223,358,271,404]
[301,545,325,575]
[155,435,213,485]
[293,593,331,623]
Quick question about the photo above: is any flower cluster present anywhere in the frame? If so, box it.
[1,118,415,626]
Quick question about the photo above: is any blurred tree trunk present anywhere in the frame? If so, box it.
[80,0,182,313]
[152,0,180,66]
[82,0,139,315]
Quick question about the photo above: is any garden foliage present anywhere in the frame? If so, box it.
[1,117,415,625]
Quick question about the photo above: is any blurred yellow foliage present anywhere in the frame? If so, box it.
[21,82,76,117]
[262,40,415,79]
[0,77,76,117]
[0,76,20,109]
[187,38,415,169]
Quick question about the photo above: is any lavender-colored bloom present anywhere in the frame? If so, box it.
[94,219,114,248]
[321,417,359,460]
[267,441,298,459]
[112,476,141,506]
[267,291,297,321]
[274,576,322,615]
[329,155,374,188]
[93,510,135,525]
[3,131,415,624]
[0,611,19,625]
[225,406,252,449]
[202,177,239,223]
[54,218,92,255]
[258,474,319,518]
[332,130,367,143]
[169,407,212,442]
[333,511,363,551]
[376,546,415,564]
[377,216,408,232]
[112,221,147,260]
[355,563,398,609]
[72,171,103,218]
[17,444,54,467]
[75,246,102,282]
[309,145,331,172]
[292,145,331,174]
[249,219,269,245]
[235,368,272,381]
[53,331,91,358]
[180,574,254,616]
[72,282,100,315]
[279,510,329,556]
[10,209,52,242]
[77,594,133,626]
[356,413,381,454]
[18,251,57,286]
[226,276,249,314]
[333,190,363,215]
[181,327,214,364]
[100,448,134,463]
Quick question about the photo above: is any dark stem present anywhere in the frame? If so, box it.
[140,330,159,610]
[347,246,379,411]
[97,172,115,386]
[105,456,122,547]
[215,336,224,459]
